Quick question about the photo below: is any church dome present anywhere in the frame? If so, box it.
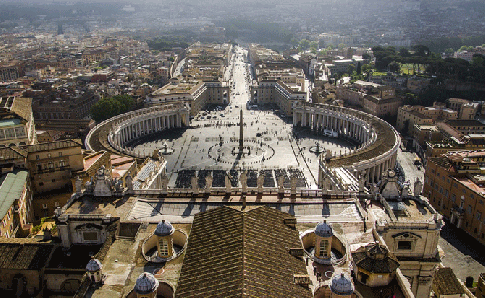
[86,258,102,272]
[134,272,159,294]
[315,220,333,237]
[331,273,354,295]
[155,220,174,236]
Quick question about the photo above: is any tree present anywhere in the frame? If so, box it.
[472,54,485,66]
[356,62,362,75]
[412,45,430,57]
[298,39,310,51]
[459,45,474,52]
[317,49,327,57]
[362,64,373,77]
[444,48,455,55]
[347,64,355,74]
[91,95,135,122]
[309,40,318,53]
[389,61,400,73]
[399,48,411,57]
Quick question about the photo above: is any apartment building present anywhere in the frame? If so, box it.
[26,139,84,194]
[396,104,457,133]
[424,150,485,246]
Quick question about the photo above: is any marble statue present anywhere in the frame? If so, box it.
[225,175,231,192]
[205,174,213,191]
[257,174,264,193]
[240,171,247,193]
[414,177,423,197]
[191,176,198,194]
[75,177,82,194]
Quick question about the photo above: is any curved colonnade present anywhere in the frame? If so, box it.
[293,102,400,186]
[85,103,189,157]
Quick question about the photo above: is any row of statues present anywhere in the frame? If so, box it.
[157,171,297,194]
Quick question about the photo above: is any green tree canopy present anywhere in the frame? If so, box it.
[91,95,135,122]
[444,48,455,54]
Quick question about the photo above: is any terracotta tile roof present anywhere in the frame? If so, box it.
[175,206,312,298]
[26,139,82,153]
[0,146,27,161]
[432,267,465,295]
[10,97,32,122]
[352,243,399,274]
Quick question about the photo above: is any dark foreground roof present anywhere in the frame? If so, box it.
[0,241,56,270]
[176,206,312,298]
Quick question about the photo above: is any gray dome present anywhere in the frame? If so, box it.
[315,220,333,237]
[155,220,174,236]
[331,273,354,295]
[86,258,102,272]
[134,272,159,294]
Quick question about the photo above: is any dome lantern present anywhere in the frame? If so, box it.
[134,272,159,297]
[330,272,354,296]
[86,257,103,283]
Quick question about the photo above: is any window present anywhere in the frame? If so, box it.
[36,155,40,160]
[83,232,98,241]
[159,238,169,255]
[59,152,62,157]
[477,212,482,221]
[398,241,412,250]
[39,182,44,186]
[319,240,329,257]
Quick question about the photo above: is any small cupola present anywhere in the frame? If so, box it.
[134,272,159,298]
[86,257,103,283]
[314,220,333,263]
[330,273,354,297]
[155,220,175,259]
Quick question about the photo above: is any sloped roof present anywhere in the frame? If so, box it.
[25,139,82,153]
[10,97,32,122]
[175,206,312,298]
[0,146,27,161]
[0,242,55,270]
[352,243,400,274]
[0,169,28,220]
[432,267,465,295]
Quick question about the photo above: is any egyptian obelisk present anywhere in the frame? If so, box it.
[239,109,244,152]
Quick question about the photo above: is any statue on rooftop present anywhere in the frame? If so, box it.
[414,177,423,197]
[240,171,247,193]
[225,175,231,192]
[257,174,264,192]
